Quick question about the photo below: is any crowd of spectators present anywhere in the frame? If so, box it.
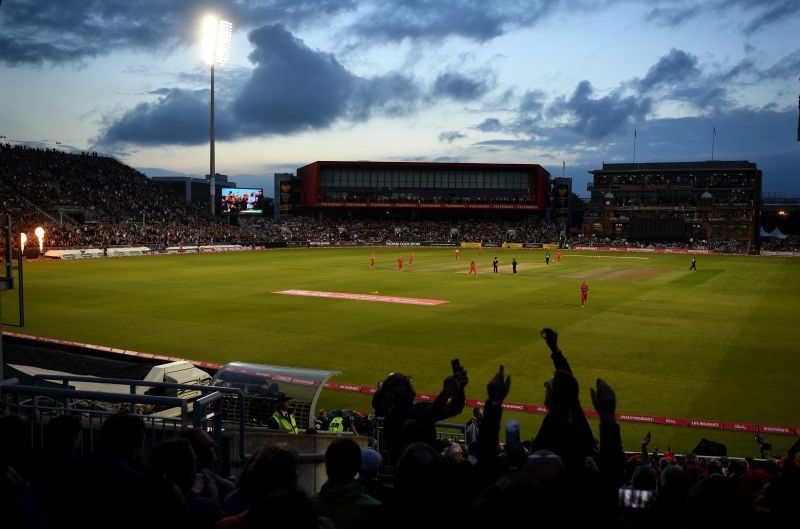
[3,328,798,528]
[759,236,800,252]
[0,145,788,256]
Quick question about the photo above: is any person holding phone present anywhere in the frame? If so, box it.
[372,361,468,466]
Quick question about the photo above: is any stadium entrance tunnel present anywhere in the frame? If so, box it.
[210,362,341,430]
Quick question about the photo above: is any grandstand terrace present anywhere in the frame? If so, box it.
[583,161,762,250]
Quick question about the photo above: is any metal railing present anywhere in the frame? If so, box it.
[30,374,247,461]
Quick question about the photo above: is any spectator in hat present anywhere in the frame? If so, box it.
[267,392,298,434]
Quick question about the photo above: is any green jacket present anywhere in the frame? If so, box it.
[310,480,381,529]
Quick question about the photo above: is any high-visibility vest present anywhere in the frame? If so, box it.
[271,411,298,434]
[328,417,344,432]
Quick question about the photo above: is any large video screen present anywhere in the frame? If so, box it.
[221,187,265,214]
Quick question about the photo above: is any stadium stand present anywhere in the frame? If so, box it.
[2,328,798,528]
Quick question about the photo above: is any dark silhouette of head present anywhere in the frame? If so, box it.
[325,438,362,484]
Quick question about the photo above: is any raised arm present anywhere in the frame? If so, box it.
[425,365,469,422]
[476,365,511,480]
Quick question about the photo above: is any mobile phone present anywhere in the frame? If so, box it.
[451,358,462,374]
[618,487,654,509]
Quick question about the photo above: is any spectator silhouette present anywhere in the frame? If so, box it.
[372,363,468,466]
[311,438,382,529]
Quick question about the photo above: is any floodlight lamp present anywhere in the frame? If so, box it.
[201,15,233,66]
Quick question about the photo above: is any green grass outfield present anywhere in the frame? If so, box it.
[3,247,799,457]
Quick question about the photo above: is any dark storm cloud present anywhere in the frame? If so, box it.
[432,72,491,101]
[732,0,800,32]
[348,0,560,44]
[438,131,466,143]
[760,50,800,80]
[95,88,236,146]
[0,0,356,66]
[638,49,700,91]
[96,24,421,145]
[644,6,701,27]
[549,81,651,139]
[642,1,798,32]
[476,118,503,132]
[231,24,419,134]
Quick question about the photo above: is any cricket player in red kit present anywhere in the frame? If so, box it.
[409,252,414,265]
[455,248,461,259]
[556,250,561,263]
[370,252,375,269]
[397,257,403,269]
[580,281,589,306]
[469,260,477,275]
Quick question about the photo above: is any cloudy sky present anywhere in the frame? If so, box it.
[1,0,798,196]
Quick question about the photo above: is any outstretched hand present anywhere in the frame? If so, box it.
[443,367,469,392]
[540,328,559,353]
[590,378,616,423]
[642,432,651,447]
[487,365,511,403]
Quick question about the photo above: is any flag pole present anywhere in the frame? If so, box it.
[633,129,637,164]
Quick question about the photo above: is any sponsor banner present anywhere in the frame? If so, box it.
[758,424,795,435]
[502,242,523,249]
[291,377,317,387]
[309,241,331,246]
[286,241,306,247]
[687,419,722,430]
[501,402,526,411]
[585,410,599,419]
[425,242,458,247]
[460,242,482,248]
[272,374,293,383]
[335,241,362,246]
[654,416,689,427]
[570,245,714,254]
[760,251,800,257]
[618,414,656,424]
[723,422,758,432]
[416,393,436,401]
[483,242,501,248]
[527,405,549,414]
[542,243,559,250]
[359,386,378,394]
[523,243,543,248]
[385,241,421,246]
[199,245,243,253]
[317,201,538,210]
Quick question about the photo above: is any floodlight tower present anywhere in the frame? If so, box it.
[202,15,233,215]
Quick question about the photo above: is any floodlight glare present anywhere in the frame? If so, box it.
[34,226,44,252]
[202,15,232,66]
